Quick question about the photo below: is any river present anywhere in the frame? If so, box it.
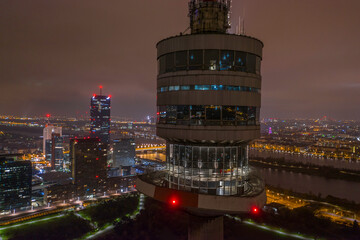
[250,149,360,171]
[258,167,360,203]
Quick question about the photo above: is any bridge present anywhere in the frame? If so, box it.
[135,145,166,152]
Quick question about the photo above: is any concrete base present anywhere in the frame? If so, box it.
[188,214,224,240]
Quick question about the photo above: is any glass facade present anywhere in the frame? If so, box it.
[166,144,249,196]
[158,85,260,93]
[90,95,111,145]
[0,155,32,211]
[157,105,260,126]
[158,49,261,75]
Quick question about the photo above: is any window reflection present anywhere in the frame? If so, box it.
[204,49,219,70]
[220,50,234,71]
[189,50,203,70]
[158,85,260,93]
[176,51,187,71]
[158,105,259,126]
[159,50,260,75]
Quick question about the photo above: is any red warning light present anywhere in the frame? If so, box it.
[46,114,51,118]
[96,175,99,178]
[108,95,112,98]
[99,85,103,89]
[170,197,178,206]
[251,206,259,214]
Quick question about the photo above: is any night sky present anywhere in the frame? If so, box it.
[1,0,359,120]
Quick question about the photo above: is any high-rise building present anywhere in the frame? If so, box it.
[43,125,62,160]
[51,133,64,171]
[136,1,266,239]
[113,138,136,176]
[0,154,32,211]
[70,138,107,196]
[90,88,111,145]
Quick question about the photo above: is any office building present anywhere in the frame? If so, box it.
[51,133,64,171]
[90,89,111,145]
[136,1,266,239]
[113,138,136,176]
[43,125,62,160]
[0,154,32,211]
[70,138,107,196]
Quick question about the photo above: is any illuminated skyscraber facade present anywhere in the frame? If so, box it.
[70,138,107,196]
[137,1,266,239]
[90,93,111,145]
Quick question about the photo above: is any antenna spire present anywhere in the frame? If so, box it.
[99,85,103,95]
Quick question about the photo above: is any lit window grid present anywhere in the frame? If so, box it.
[158,85,260,93]
[166,144,250,196]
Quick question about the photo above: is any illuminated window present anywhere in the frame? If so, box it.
[220,50,234,71]
[204,50,219,70]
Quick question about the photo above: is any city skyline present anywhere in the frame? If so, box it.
[1,0,360,120]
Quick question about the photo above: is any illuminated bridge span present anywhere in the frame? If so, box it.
[135,145,166,151]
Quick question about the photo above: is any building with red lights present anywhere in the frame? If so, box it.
[90,90,111,145]
[136,0,266,239]
[70,138,107,196]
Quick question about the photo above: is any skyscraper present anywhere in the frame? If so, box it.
[90,87,111,145]
[70,138,107,196]
[136,1,266,239]
[113,138,136,176]
[0,154,32,211]
[51,133,64,171]
[43,125,62,160]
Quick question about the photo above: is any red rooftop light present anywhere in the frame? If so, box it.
[46,114,51,118]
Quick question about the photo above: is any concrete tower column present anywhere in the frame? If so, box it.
[188,214,224,240]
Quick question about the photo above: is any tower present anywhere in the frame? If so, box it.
[90,87,111,145]
[136,1,266,239]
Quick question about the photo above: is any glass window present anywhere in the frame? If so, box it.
[247,53,256,74]
[194,85,210,90]
[235,51,247,72]
[236,106,248,126]
[166,105,177,124]
[181,85,190,91]
[256,107,260,125]
[190,105,205,125]
[204,50,219,70]
[158,106,167,124]
[169,86,180,91]
[256,56,261,75]
[220,50,234,71]
[211,85,224,90]
[222,106,236,125]
[165,53,175,73]
[206,106,221,125]
[160,86,168,92]
[177,105,190,125]
[189,50,203,70]
[159,56,166,75]
[248,107,256,125]
[176,51,187,71]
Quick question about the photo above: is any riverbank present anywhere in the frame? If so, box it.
[250,157,360,182]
